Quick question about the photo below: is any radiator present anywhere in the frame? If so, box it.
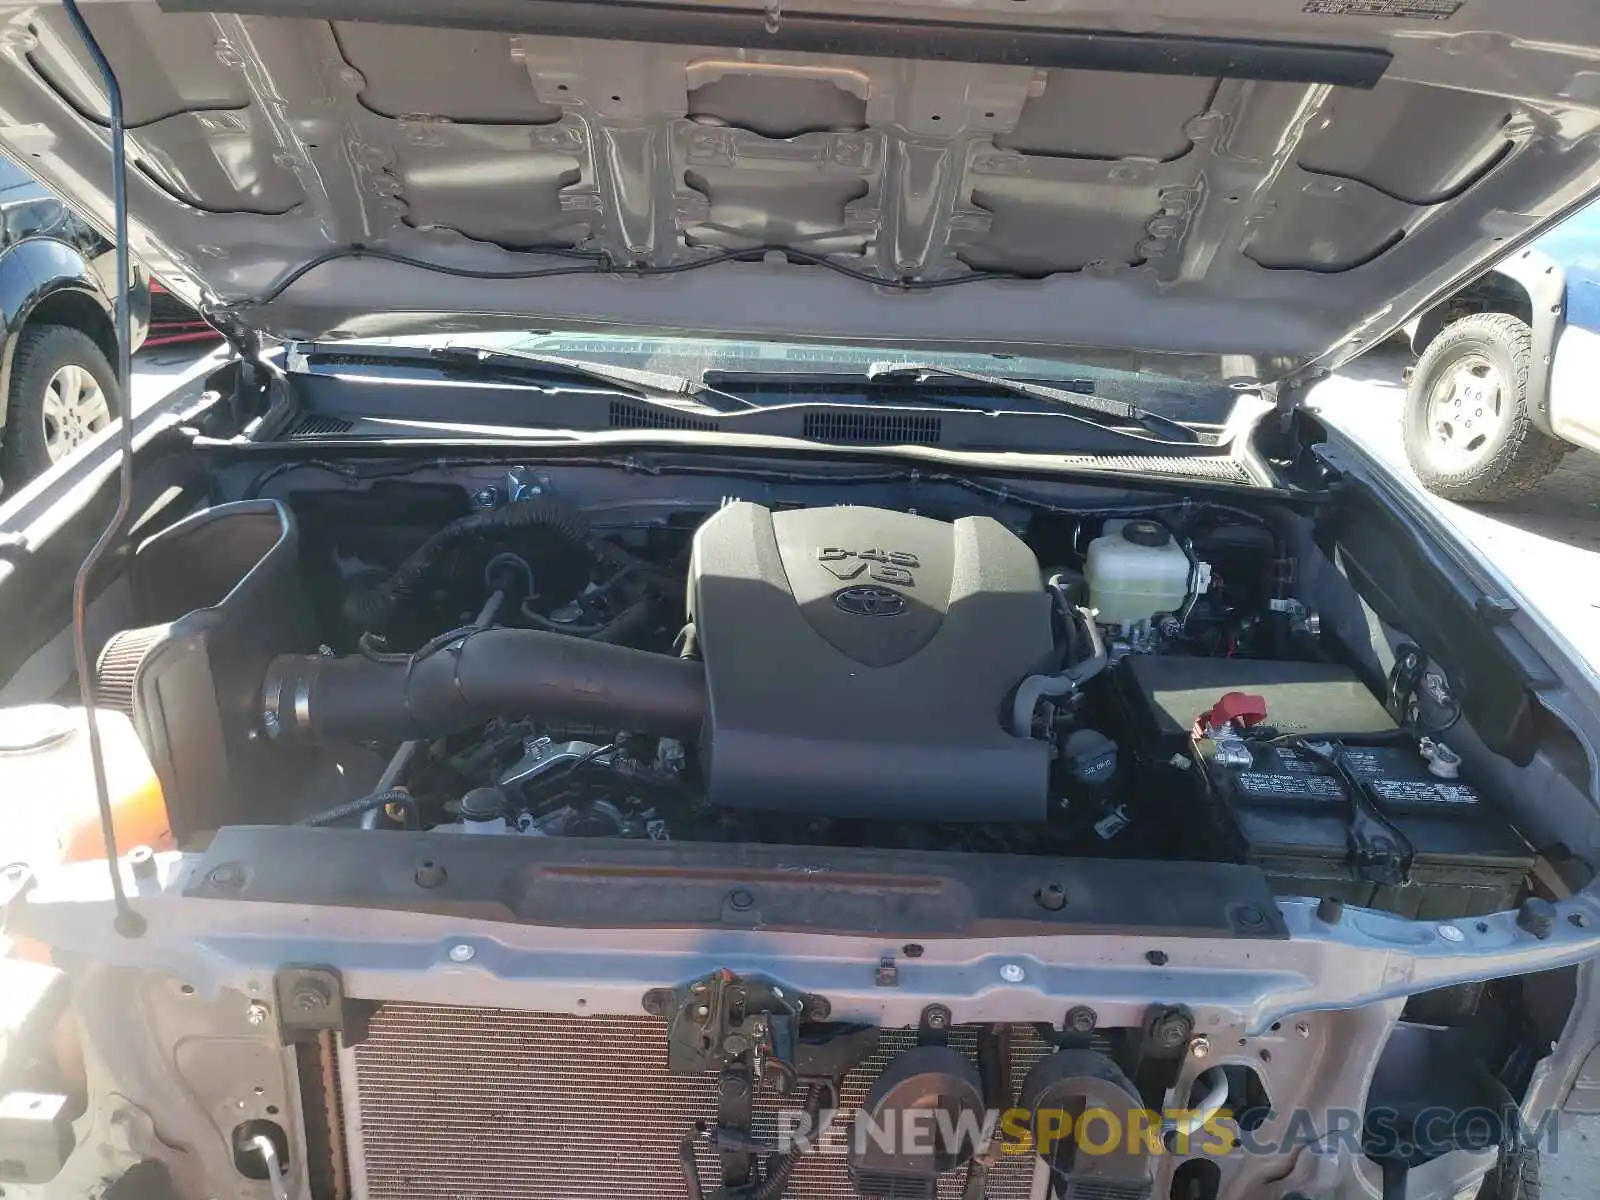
[345,1003,1064,1200]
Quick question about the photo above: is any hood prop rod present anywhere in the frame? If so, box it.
[61,0,142,937]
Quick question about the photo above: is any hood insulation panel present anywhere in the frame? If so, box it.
[5,1,1600,379]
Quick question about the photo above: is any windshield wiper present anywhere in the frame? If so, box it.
[866,361,1200,443]
[426,345,754,411]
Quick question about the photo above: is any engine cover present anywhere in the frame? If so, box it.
[689,502,1053,821]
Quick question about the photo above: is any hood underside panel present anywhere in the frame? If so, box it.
[3,0,1600,380]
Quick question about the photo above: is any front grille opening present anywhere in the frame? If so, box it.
[803,411,942,445]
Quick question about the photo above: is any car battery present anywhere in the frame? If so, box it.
[1195,736,1534,922]
[1112,656,1534,920]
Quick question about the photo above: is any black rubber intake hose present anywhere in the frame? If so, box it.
[262,627,707,743]
[346,496,591,630]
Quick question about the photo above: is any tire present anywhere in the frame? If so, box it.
[1476,1146,1541,1200]
[1402,312,1567,502]
[0,324,121,486]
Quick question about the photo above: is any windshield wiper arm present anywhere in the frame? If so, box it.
[866,361,1200,443]
[427,345,755,411]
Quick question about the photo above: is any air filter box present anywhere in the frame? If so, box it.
[97,500,313,836]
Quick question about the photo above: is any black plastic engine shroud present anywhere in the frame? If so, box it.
[688,502,1055,821]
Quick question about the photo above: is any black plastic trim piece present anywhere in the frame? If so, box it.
[158,0,1391,87]
[1331,487,1555,764]
[288,369,1230,457]
[187,827,1289,939]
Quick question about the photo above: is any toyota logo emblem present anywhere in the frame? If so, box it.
[833,585,907,617]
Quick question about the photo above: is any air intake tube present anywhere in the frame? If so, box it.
[261,628,707,744]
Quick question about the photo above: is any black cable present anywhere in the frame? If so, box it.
[62,0,142,938]
[1290,738,1414,887]
[751,1083,828,1200]
[1254,728,1409,747]
[298,788,419,829]
[243,457,1285,523]
[244,459,366,499]
[242,243,1022,309]
[243,457,490,500]
[679,1123,708,1200]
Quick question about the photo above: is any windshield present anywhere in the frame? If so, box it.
[357,330,1241,424]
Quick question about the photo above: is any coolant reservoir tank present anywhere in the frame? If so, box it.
[1084,519,1191,629]
[0,705,171,867]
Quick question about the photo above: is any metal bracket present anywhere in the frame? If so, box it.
[1386,643,1427,724]
[272,966,348,1043]
[662,970,876,1100]
[665,970,803,1087]
[0,1090,73,1183]
[919,1003,952,1047]
[1132,1003,1195,1097]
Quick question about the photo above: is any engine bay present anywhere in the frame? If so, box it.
[70,458,1534,935]
[4,446,1591,1200]
[259,476,1312,856]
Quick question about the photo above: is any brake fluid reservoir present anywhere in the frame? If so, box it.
[0,705,170,867]
[1084,520,1191,629]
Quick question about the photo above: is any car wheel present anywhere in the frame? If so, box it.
[1402,312,1567,502]
[0,324,121,484]
[1476,1146,1540,1200]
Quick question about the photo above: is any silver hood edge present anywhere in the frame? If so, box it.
[3,0,1599,384]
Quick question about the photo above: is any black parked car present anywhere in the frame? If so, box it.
[0,154,148,486]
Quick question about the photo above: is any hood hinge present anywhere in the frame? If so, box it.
[206,311,278,428]
[1254,367,1333,471]
[1271,367,1329,414]
[209,311,268,379]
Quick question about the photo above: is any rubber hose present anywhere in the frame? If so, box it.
[588,600,657,645]
[591,537,685,593]
[1048,576,1081,667]
[264,627,707,743]
[298,788,419,829]
[349,496,590,629]
[1010,605,1107,738]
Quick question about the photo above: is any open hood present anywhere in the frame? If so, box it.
[4,0,1600,384]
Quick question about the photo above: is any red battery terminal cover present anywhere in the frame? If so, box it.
[1194,691,1269,739]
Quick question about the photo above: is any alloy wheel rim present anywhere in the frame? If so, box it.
[1424,351,1502,469]
[41,364,111,462]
